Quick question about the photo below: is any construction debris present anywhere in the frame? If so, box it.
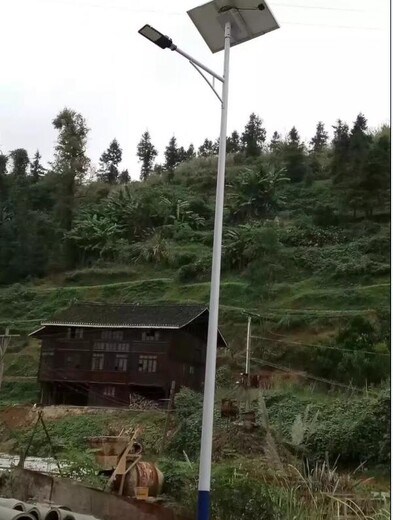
[128,394,159,411]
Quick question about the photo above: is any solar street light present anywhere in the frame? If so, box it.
[138,3,279,518]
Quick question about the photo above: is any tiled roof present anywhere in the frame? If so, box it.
[41,302,208,329]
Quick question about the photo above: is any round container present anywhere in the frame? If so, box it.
[118,462,164,498]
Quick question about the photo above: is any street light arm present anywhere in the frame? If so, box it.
[172,45,224,83]
[188,61,222,103]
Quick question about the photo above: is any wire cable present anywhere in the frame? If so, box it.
[23,0,387,31]
[250,333,390,357]
[250,356,379,395]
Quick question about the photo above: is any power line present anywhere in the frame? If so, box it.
[25,0,387,32]
[271,2,363,12]
[281,21,385,31]
[251,333,390,357]
[250,356,379,395]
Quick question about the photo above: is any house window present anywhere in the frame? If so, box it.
[94,342,130,352]
[189,366,195,375]
[115,354,128,372]
[142,330,160,342]
[101,330,124,341]
[101,330,112,340]
[103,386,116,397]
[92,353,104,371]
[65,353,80,369]
[138,355,157,373]
[67,328,84,339]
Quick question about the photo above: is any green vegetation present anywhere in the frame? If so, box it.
[0,109,390,517]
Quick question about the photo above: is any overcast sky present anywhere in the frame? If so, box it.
[0,0,390,179]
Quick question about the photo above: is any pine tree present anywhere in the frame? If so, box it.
[177,146,188,164]
[269,131,282,152]
[288,127,300,146]
[331,119,350,184]
[137,131,158,181]
[226,131,240,153]
[283,127,308,183]
[164,136,180,172]
[119,169,130,183]
[362,126,390,215]
[198,138,214,157]
[185,144,196,161]
[308,123,329,179]
[98,139,122,184]
[331,115,373,217]
[0,153,8,177]
[346,113,372,216]
[310,122,329,153]
[241,113,266,157]
[0,153,8,203]
[30,150,46,182]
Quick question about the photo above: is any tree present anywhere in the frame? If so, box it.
[346,113,373,216]
[164,136,180,172]
[10,149,29,177]
[269,131,282,152]
[67,211,124,262]
[198,138,214,157]
[185,144,196,161]
[362,127,390,214]
[0,153,8,201]
[98,139,122,184]
[226,131,240,153]
[153,164,164,176]
[119,169,130,183]
[136,131,158,181]
[310,122,329,153]
[331,114,375,217]
[177,146,188,164]
[52,108,90,266]
[331,119,350,184]
[309,123,329,179]
[241,113,266,157]
[0,153,8,177]
[282,127,309,183]
[229,165,289,221]
[30,150,46,182]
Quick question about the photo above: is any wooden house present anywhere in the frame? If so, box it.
[30,302,227,407]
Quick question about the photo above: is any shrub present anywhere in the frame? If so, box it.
[173,387,203,422]
[279,224,348,248]
[176,257,211,283]
[210,465,277,520]
[312,204,340,227]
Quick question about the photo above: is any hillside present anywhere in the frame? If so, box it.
[1,172,390,390]
[0,113,391,518]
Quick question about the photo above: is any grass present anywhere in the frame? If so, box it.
[7,408,166,458]
[0,381,39,406]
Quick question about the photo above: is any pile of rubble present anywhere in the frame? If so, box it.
[0,498,100,520]
[128,393,159,411]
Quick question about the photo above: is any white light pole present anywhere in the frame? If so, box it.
[138,4,279,518]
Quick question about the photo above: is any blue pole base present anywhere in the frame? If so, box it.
[197,490,210,520]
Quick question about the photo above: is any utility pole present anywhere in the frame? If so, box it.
[245,317,251,411]
[0,328,19,390]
